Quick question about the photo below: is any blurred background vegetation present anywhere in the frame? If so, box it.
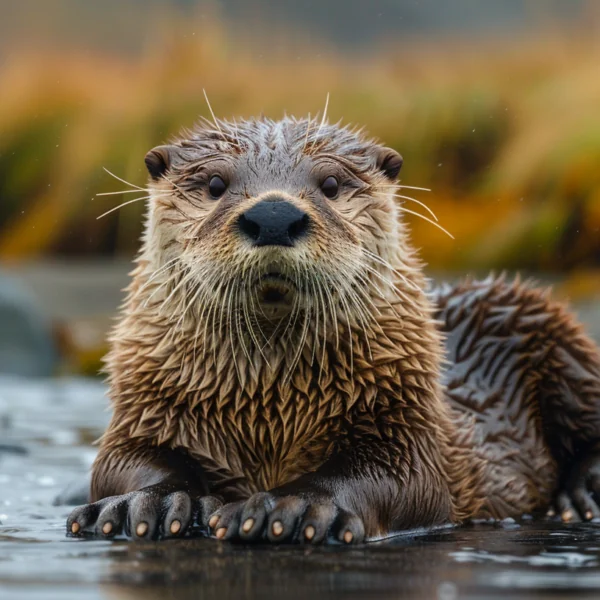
[0,0,599,374]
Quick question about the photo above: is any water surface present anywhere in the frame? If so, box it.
[1,376,600,599]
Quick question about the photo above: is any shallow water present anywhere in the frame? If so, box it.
[2,377,600,599]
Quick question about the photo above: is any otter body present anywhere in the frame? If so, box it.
[68,116,600,543]
[436,277,600,520]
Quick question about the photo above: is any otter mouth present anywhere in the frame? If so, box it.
[256,272,295,304]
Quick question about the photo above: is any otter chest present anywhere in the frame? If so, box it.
[179,383,351,500]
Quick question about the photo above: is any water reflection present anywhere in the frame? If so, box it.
[56,523,600,600]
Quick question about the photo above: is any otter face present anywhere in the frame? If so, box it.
[143,117,403,331]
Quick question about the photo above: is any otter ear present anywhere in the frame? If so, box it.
[375,147,403,181]
[144,145,175,181]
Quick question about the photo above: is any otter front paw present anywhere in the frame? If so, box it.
[208,492,364,545]
[67,486,222,540]
[553,453,600,522]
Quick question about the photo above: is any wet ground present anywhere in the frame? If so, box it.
[2,376,600,599]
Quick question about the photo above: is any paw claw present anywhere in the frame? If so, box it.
[304,525,315,541]
[214,493,363,545]
[271,520,284,537]
[67,488,204,540]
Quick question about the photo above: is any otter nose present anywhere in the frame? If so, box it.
[238,200,309,247]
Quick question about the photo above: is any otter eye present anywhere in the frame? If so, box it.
[208,175,227,199]
[321,176,339,199]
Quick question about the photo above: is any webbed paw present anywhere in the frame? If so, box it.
[67,486,222,540]
[208,492,364,545]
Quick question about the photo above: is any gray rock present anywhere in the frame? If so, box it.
[0,272,58,377]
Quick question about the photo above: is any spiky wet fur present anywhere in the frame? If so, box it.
[435,275,600,519]
[94,116,484,533]
[93,116,600,536]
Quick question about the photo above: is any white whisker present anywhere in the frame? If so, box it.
[314,274,329,382]
[393,194,439,222]
[362,248,422,292]
[339,276,374,361]
[138,257,180,294]
[308,93,330,154]
[96,196,151,220]
[379,183,431,192]
[399,185,431,192]
[301,113,312,155]
[102,167,145,191]
[159,268,194,314]
[397,206,455,239]
[308,277,320,367]
[143,267,181,309]
[203,88,234,147]
[96,189,156,197]
[235,284,252,365]
[320,271,340,351]
[336,286,354,378]
[227,280,242,383]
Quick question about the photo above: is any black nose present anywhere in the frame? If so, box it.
[238,200,310,247]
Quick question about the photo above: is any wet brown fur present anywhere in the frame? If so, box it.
[90,116,600,538]
[435,276,600,519]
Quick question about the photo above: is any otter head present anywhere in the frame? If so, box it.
[142,116,405,351]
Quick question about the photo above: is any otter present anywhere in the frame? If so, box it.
[67,115,600,544]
